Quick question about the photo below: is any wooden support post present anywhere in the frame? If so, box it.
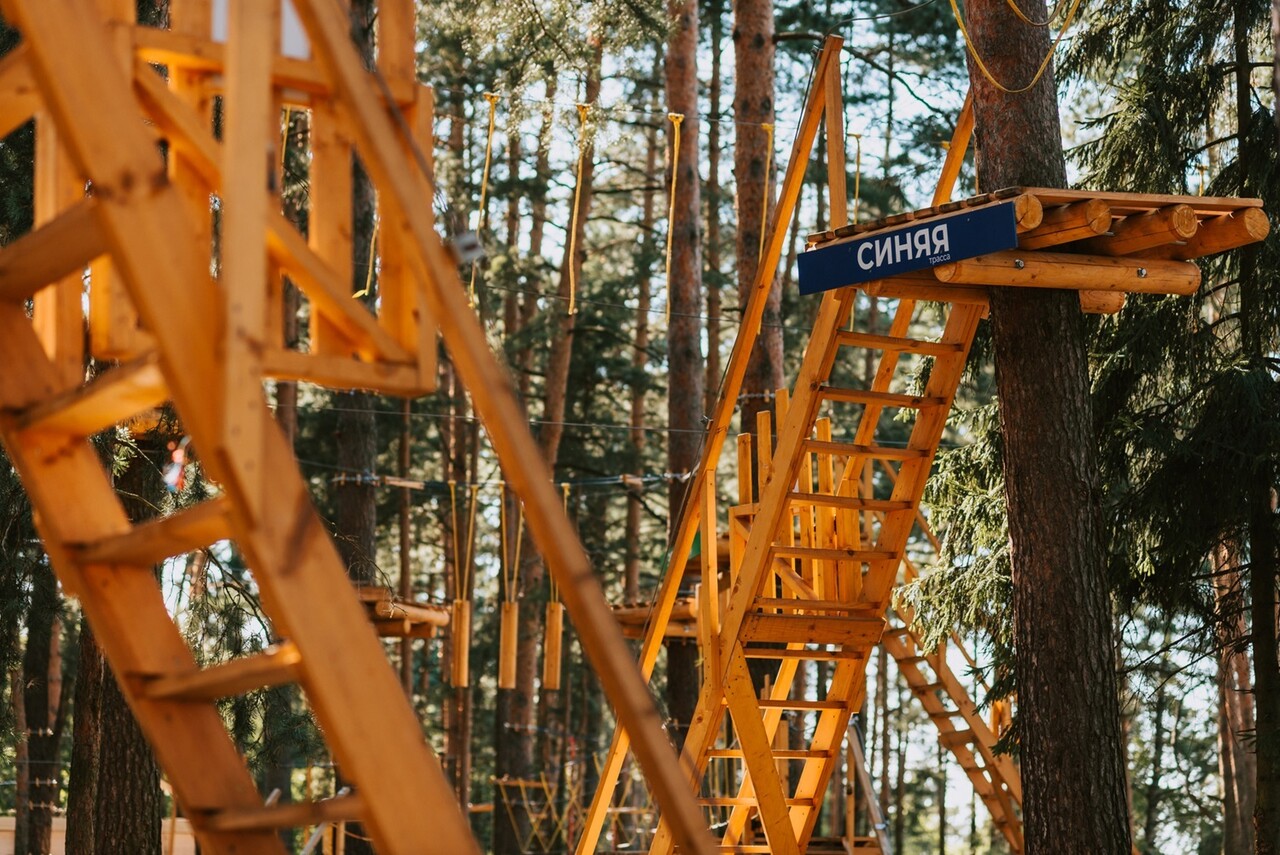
[32,116,86,389]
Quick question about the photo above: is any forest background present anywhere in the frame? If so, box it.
[0,0,1276,854]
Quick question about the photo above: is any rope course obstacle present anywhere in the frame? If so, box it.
[0,1,1269,853]
[0,0,714,852]
[578,34,1267,855]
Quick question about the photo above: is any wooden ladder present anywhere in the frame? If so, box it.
[0,1,714,853]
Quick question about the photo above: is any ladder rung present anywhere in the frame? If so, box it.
[753,597,878,615]
[786,492,911,512]
[802,439,927,460]
[73,496,232,566]
[910,681,944,695]
[743,613,885,647]
[835,330,964,357]
[200,792,363,832]
[0,198,106,303]
[13,354,167,436]
[927,708,961,720]
[771,545,898,563]
[697,797,816,807]
[884,625,912,636]
[817,386,946,409]
[139,642,302,702]
[707,747,830,759]
[742,647,866,661]
[939,729,977,749]
[897,654,930,665]
[757,698,846,711]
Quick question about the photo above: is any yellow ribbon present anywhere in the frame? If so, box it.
[468,92,501,307]
[757,123,774,264]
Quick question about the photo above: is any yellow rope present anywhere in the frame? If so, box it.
[1004,0,1071,27]
[852,133,863,223]
[353,219,378,299]
[567,103,591,316]
[449,480,462,594]
[757,123,774,264]
[463,484,480,595]
[500,480,511,600]
[663,112,684,325]
[949,0,1084,95]
[550,483,572,603]
[468,92,502,307]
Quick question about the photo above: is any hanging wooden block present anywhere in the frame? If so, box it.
[542,601,564,691]
[498,600,519,690]
[450,599,471,688]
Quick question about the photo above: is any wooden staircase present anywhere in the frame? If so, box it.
[0,1,714,853]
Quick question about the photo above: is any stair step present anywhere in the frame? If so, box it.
[909,681,944,695]
[753,597,878,615]
[786,492,911,512]
[743,613,884,647]
[73,496,233,566]
[138,641,302,702]
[0,198,107,303]
[707,748,830,759]
[199,792,363,832]
[802,439,927,460]
[927,708,962,720]
[742,646,866,661]
[697,797,816,807]
[771,545,898,563]
[14,354,167,436]
[757,698,846,711]
[835,330,964,357]
[817,386,946,409]
[939,729,977,749]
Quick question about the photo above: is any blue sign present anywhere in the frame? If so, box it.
[797,202,1020,296]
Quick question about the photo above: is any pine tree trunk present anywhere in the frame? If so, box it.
[1142,650,1169,851]
[705,0,724,413]
[665,0,705,752]
[1215,544,1257,854]
[893,682,906,855]
[732,0,782,438]
[965,2,1132,851]
[19,567,59,855]
[877,651,890,818]
[65,619,102,853]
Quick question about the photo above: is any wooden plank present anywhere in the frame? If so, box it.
[933,250,1202,295]
[261,347,426,393]
[801,439,926,461]
[786,492,909,512]
[0,199,105,303]
[289,4,714,853]
[834,330,963,356]
[32,112,86,388]
[1016,199,1112,250]
[139,641,303,701]
[13,354,166,436]
[74,497,232,566]
[817,386,945,409]
[741,613,884,646]
[1021,186,1262,215]
[933,92,973,206]
[0,44,39,139]
[220,0,278,518]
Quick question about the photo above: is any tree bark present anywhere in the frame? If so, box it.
[65,619,102,854]
[1142,644,1170,851]
[19,566,60,855]
[732,0,782,438]
[966,2,1132,852]
[1214,544,1257,854]
[705,0,725,414]
[665,0,705,753]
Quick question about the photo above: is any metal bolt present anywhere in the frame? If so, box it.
[1137,268,1147,278]
[1014,258,1025,270]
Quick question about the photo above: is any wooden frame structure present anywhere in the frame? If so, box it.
[0,1,715,853]
[579,35,1267,855]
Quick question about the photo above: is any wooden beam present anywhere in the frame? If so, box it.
[933,250,1201,295]
[1076,203,1198,256]
[12,354,166,436]
[0,44,39,139]
[1016,199,1112,250]
[0,198,105,303]
[1141,207,1271,260]
[74,497,232,566]
[200,793,363,833]
[139,642,303,702]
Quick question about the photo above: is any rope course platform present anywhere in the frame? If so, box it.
[578,35,1267,855]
